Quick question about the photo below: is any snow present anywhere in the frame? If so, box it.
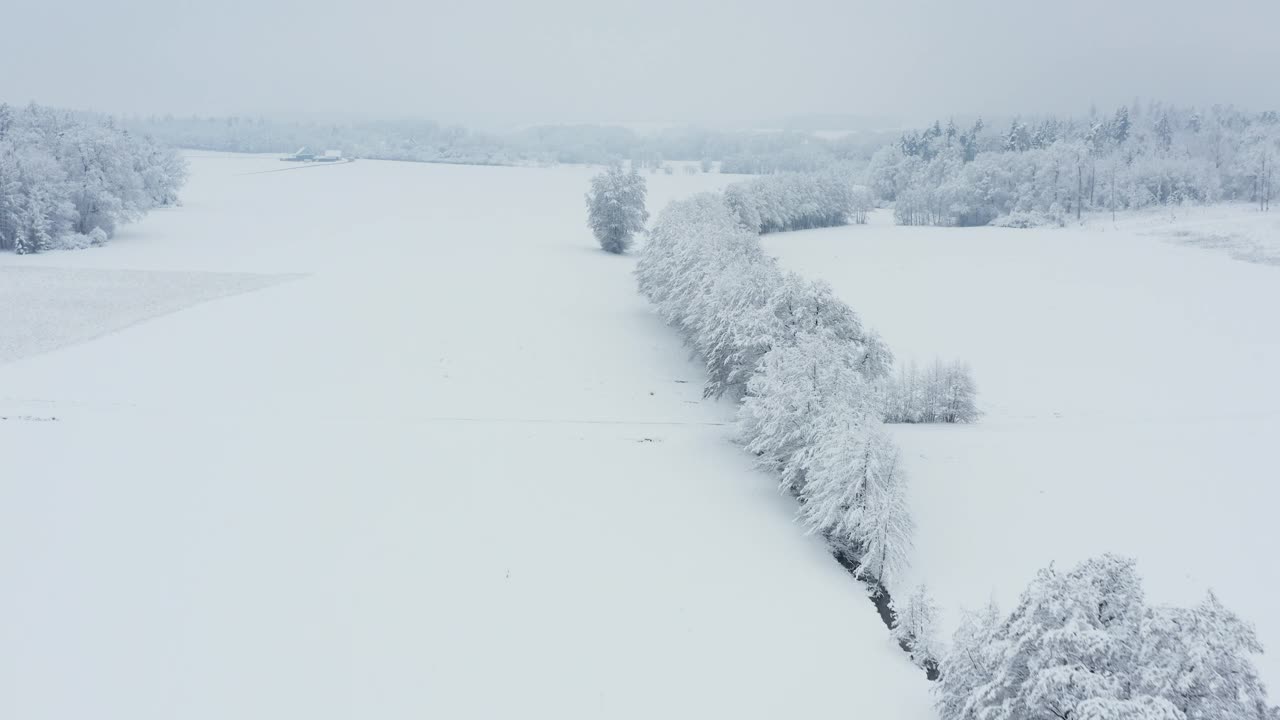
[0,154,933,719]
[1082,202,1280,267]
[763,208,1280,690]
[0,266,290,364]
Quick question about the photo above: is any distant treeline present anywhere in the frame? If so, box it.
[122,115,895,173]
[869,102,1280,226]
[0,104,186,254]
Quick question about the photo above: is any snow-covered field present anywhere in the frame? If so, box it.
[0,154,932,719]
[764,208,1280,689]
[1082,203,1280,267]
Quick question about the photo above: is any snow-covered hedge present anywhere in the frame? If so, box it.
[936,555,1278,720]
[0,103,185,254]
[636,192,911,589]
[636,187,986,681]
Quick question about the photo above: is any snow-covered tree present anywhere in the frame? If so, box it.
[896,579,947,676]
[724,170,860,234]
[935,556,1279,720]
[851,427,913,589]
[795,407,880,544]
[692,257,784,398]
[936,599,1003,720]
[850,185,874,224]
[636,183,916,643]
[944,555,1146,720]
[1135,593,1274,720]
[738,331,873,493]
[734,331,912,587]
[585,163,649,254]
[0,103,185,253]
[893,584,943,672]
[17,185,53,255]
[0,146,21,251]
[1240,126,1278,211]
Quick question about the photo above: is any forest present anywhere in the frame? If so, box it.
[869,103,1279,227]
[0,103,185,254]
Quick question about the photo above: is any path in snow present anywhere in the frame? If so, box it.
[0,154,932,720]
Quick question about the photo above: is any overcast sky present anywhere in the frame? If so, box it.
[4,0,1278,128]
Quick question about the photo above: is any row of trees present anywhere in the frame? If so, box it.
[870,104,1280,227]
[935,555,1277,720]
[635,192,912,590]
[724,171,874,233]
[634,180,979,675]
[0,104,185,254]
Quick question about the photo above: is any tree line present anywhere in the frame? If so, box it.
[724,171,874,234]
[636,192,913,593]
[0,103,186,254]
[868,103,1280,227]
[635,189,983,677]
[122,114,892,174]
[596,161,978,426]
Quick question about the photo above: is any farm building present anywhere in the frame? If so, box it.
[281,146,316,161]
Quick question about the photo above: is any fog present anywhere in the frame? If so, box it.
[4,0,1279,127]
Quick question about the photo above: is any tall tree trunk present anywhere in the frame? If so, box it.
[1076,163,1083,221]
[1111,164,1117,222]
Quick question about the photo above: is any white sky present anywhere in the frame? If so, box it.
[4,0,1278,127]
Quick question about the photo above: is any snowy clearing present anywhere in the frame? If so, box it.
[0,154,932,719]
[763,208,1280,689]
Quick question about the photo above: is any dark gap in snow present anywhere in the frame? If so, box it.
[831,545,940,681]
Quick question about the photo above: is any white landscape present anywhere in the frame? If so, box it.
[0,154,933,718]
[4,1,1280,718]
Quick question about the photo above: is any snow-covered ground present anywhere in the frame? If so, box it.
[0,154,932,719]
[764,208,1280,689]
[1081,202,1280,267]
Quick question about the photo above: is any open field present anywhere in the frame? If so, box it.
[0,154,932,719]
[1083,203,1280,267]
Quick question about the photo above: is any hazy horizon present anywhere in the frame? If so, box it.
[5,0,1279,129]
